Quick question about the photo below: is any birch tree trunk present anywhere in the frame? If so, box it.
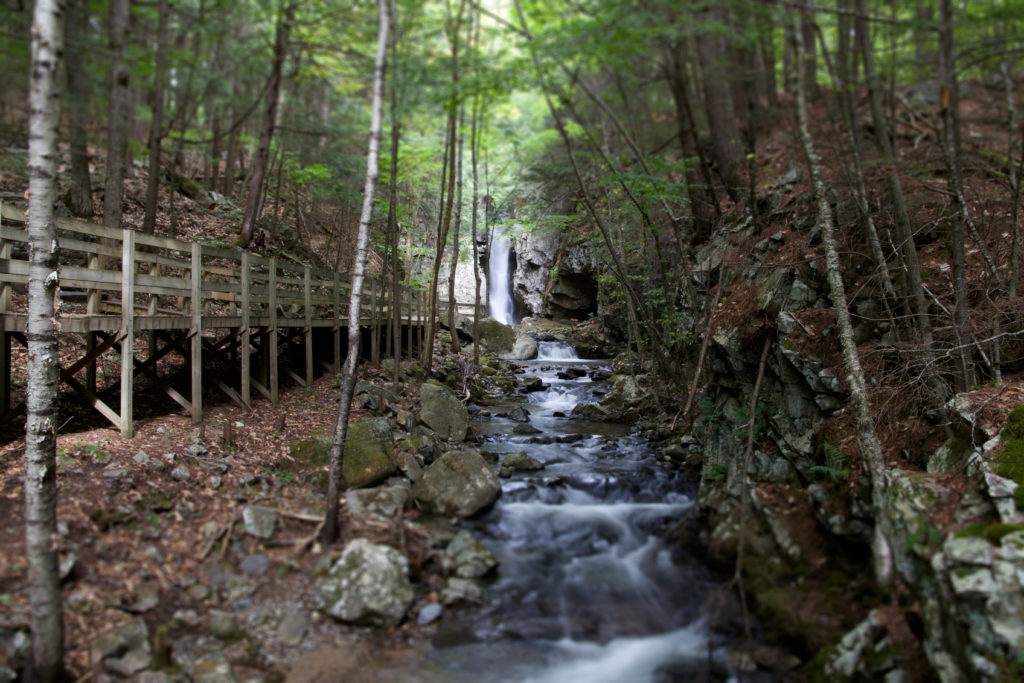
[26,0,66,677]
[793,16,892,587]
[323,0,389,543]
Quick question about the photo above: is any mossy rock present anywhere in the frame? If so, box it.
[290,438,332,469]
[474,317,516,354]
[343,417,397,489]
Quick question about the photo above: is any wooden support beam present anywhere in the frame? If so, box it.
[304,266,312,386]
[240,252,251,409]
[191,242,202,424]
[0,331,8,418]
[269,258,278,403]
[333,271,341,373]
[120,229,135,439]
[370,277,379,366]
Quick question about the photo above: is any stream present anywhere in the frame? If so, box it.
[375,342,742,682]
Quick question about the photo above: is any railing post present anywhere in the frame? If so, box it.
[269,258,278,403]
[191,243,203,424]
[240,252,250,409]
[370,277,380,366]
[120,229,135,438]
[333,272,341,373]
[304,266,313,386]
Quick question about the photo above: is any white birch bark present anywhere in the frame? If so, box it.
[26,0,66,677]
[323,0,389,542]
[793,16,893,587]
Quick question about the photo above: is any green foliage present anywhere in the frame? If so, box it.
[708,463,729,482]
[955,522,1024,543]
[810,443,849,482]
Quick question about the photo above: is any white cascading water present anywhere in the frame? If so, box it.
[536,341,580,361]
[488,225,515,326]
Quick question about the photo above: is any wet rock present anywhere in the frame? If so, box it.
[504,406,531,423]
[420,383,469,442]
[413,450,501,518]
[313,538,414,628]
[501,334,538,361]
[557,367,587,380]
[346,481,411,517]
[512,423,542,435]
[503,452,544,471]
[520,375,547,392]
[570,402,612,422]
[343,417,397,488]
[242,504,277,539]
[440,577,485,605]
[443,530,499,578]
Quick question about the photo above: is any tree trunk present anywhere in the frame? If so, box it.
[323,0,389,544]
[64,0,93,218]
[239,1,295,248]
[26,1,66,677]
[793,14,892,589]
[937,0,976,389]
[387,0,402,393]
[142,0,169,235]
[695,3,744,201]
[447,109,464,353]
[856,0,933,349]
[103,0,131,231]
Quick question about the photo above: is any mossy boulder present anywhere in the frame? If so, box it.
[419,382,469,442]
[472,317,516,354]
[413,450,500,518]
[343,417,396,489]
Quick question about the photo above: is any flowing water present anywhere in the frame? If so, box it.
[371,342,739,682]
[488,226,515,326]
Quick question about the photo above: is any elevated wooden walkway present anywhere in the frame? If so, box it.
[0,202,471,437]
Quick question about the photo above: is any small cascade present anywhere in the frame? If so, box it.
[488,226,515,326]
[536,341,579,361]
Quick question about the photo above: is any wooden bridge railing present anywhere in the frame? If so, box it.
[0,202,442,437]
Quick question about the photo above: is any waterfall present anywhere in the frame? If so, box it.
[488,225,515,326]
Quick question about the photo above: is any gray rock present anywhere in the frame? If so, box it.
[127,580,160,613]
[191,652,236,682]
[103,466,130,480]
[241,505,277,539]
[133,450,151,465]
[419,383,469,442]
[417,603,443,626]
[502,452,544,471]
[440,577,484,606]
[276,610,309,645]
[207,610,239,640]
[104,648,150,677]
[501,335,538,361]
[343,417,397,488]
[239,553,270,576]
[505,406,531,423]
[443,530,499,578]
[92,617,149,661]
[346,482,411,517]
[512,423,542,435]
[413,450,501,518]
[520,375,546,392]
[313,538,414,628]
[170,465,191,482]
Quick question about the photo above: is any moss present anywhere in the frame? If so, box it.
[955,521,1024,543]
[996,405,1024,510]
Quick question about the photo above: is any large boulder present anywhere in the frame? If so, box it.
[419,383,469,442]
[461,317,515,354]
[501,335,538,361]
[413,450,501,517]
[343,417,397,488]
[313,538,414,628]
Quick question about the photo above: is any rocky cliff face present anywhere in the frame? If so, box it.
[508,227,601,320]
[624,195,1024,679]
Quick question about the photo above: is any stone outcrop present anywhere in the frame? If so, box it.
[512,224,560,316]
